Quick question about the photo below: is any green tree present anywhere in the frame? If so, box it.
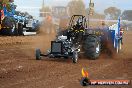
[122,10,132,21]
[86,8,105,19]
[0,1,2,10]
[104,7,121,20]
[24,12,29,16]
[67,0,86,16]
[1,0,14,11]
[2,0,10,10]
[15,11,21,15]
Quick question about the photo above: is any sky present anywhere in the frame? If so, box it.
[14,0,132,19]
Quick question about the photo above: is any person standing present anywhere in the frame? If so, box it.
[120,27,124,45]
[45,15,53,34]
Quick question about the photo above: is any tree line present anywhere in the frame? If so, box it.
[68,0,131,20]
[1,0,132,20]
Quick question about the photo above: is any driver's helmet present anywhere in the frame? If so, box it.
[76,18,83,26]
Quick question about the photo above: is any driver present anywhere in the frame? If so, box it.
[76,18,83,28]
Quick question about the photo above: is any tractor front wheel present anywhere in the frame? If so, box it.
[36,49,41,60]
[72,51,78,63]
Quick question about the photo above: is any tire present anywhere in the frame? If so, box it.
[36,49,41,60]
[1,17,15,35]
[14,28,19,36]
[9,24,16,36]
[14,23,19,36]
[18,23,23,35]
[72,51,78,63]
[84,35,101,60]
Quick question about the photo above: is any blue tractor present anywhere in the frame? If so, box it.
[35,15,123,63]
[0,2,40,36]
[23,16,40,32]
[0,3,23,35]
[14,12,40,35]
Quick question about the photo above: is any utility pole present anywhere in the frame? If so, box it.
[42,0,45,9]
[88,0,94,28]
[40,0,45,17]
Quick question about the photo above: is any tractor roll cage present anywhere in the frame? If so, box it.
[69,15,88,29]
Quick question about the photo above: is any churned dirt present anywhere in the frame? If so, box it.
[0,29,132,88]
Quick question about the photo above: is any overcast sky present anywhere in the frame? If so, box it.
[14,0,132,19]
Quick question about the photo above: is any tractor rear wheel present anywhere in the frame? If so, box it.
[1,17,15,35]
[8,23,16,36]
[18,23,23,35]
[84,35,101,60]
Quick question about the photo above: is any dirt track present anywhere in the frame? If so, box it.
[0,31,132,88]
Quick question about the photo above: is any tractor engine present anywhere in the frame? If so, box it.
[52,35,73,56]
